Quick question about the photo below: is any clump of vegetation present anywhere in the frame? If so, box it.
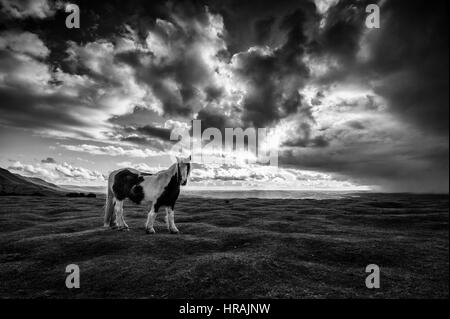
[65,192,96,198]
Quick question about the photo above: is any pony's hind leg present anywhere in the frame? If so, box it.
[164,208,170,232]
[114,200,129,231]
[145,205,157,234]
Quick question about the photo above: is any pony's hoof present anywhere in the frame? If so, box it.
[146,228,156,234]
[118,226,130,231]
[170,229,180,234]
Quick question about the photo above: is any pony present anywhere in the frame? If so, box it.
[104,156,191,234]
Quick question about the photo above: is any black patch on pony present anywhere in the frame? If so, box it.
[112,169,145,204]
[154,164,181,212]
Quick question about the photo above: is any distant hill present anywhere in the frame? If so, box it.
[0,167,65,196]
[59,184,106,194]
[21,176,61,191]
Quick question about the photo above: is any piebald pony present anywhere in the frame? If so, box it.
[104,156,191,234]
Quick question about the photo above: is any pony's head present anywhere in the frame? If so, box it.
[176,156,191,186]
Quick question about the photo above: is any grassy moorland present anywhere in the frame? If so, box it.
[0,194,448,298]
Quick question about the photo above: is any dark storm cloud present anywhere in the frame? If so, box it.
[108,106,165,128]
[135,125,172,141]
[41,157,56,163]
[117,123,176,149]
[0,0,448,192]
[313,0,448,136]
[368,0,449,135]
[108,106,176,147]
[110,0,322,133]
[283,134,329,148]
[0,85,90,132]
[2,0,319,129]
[316,0,373,62]
[232,4,318,127]
[254,16,276,45]
[210,0,319,53]
[282,122,329,148]
[204,85,223,102]
[194,108,252,149]
[346,120,365,130]
[190,108,232,146]
[280,143,449,193]
[271,0,448,192]
[194,107,242,140]
[111,3,220,117]
[195,108,230,131]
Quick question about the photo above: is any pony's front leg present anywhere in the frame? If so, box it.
[145,206,157,234]
[166,207,179,234]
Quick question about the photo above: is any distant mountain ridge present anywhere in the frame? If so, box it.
[59,184,106,194]
[0,167,65,196]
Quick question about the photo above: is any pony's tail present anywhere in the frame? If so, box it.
[104,178,115,227]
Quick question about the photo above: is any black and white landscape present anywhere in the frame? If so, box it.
[0,0,448,299]
[0,168,448,298]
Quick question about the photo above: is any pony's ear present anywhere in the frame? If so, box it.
[188,155,191,161]
[176,156,181,163]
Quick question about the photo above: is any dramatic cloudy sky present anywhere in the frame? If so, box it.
[0,0,448,192]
